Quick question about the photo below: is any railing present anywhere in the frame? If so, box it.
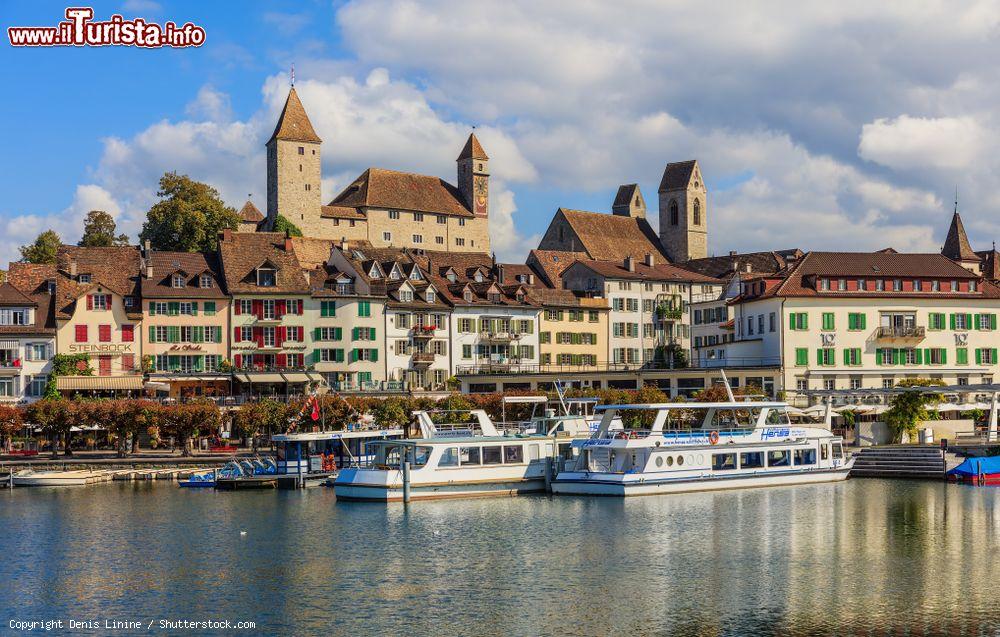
[876,326,926,339]
[478,331,521,342]
[412,352,437,366]
[410,326,437,339]
[0,360,22,370]
[656,307,683,321]
[456,357,782,376]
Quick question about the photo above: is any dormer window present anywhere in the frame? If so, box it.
[447,271,457,283]
[389,265,401,280]
[172,274,185,288]
[488,292,502,303]
[474,271,484,283]
[971,280,978,292]
[426,289,436,303]
[200,274,212,288]
[257,267,276,287]
[368,266,381,280]
[78,274,91,284]
[410,268,422,281]
[463,290,473,302]
[819,278,829,291]
[400,290,414,302]
[517,274,528,283]
[516,291,525,302]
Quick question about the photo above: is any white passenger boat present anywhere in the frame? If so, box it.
[271,427,406,485]
[12,469,98,486]
[551,397,853,497]
[333,409,593,501]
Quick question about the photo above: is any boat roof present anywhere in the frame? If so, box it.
[369,434,552,445]
[271,428,405,442]
[501,396,548,404]
[596,401,787,411]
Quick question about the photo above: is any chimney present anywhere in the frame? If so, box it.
[644,253,655,267]
[528,273,535,285]
[340,239,349,251]
[222,228,233,242]
[497,264,505,284]
[145,260,153,279]
[729,250,737,257]
[69,261,77,277]
[624,256,635,272]
[284,234,293,252]
[745,263,752,273]
[143,239,151,255]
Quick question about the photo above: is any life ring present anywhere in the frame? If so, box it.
[709,431,720,445]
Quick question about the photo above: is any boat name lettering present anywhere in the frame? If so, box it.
[761,427,790,440]
[583,439,612,447]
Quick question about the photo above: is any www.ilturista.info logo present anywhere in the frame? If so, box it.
[8,7,206,48]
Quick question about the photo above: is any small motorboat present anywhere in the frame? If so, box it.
[178,470,218,488]
[948,456,1000,485]
[13,470,96,487]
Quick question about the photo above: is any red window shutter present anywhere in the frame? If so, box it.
[122,354,134,371]
[277,326,286,343]
[99,324,111,342]
[86,295,93,310]
[99,355,111,376]
[276,300,286,318]
[234,327,241,342]
[234,301,242,315]
[121,324,134,342]
[75,325,88,342]
[254,327,263,347]
[252,300,263,318]
[234,354,242,368]
[296,300,303,315]
[253,354,263,366]
[276,354,287,368]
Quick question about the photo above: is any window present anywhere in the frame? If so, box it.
[817,348,835,366]
[914,280,923,292]
[847,313,866,330]
[769,312,776,332]
[693,199,701,225]
[358,301,371,317]
[179,302,194,315]
[589,311,599,322]
[503,446,523,464]
[73,325,88,343]
[389,210,400,220]
[931,280,940,292]
[822,312,835,331]
[876,279,884,291]
[844,348,861,366]
[455,238,465,247]
[740,452,764,469]
[795,348,808,366]
[383,231,392,242]
[712,453,737,471]
[91,294,110,311]
[953,313,969,330]
[121,324,134,342]
[435,236,444,245]
[481,446,502,465]
[27,375,47,397]
[413,212,424,222]
[29,344,48,361]
[298,146,305,155]
[320,301,337,318]
[977,348,998,365]
[767,450,791,467]
[78,274,91,284]
[262,299,275,320]
[669,200,679,225]
[0,309,27,325]
[789,313,808,330]
[257,267,276,287]
[978,314,996,330]
[794,449,817,465]
[439,448,460,467]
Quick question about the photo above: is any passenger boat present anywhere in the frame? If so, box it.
[552,397,853,497]
[271,427,406,487]
[333,409,594,501]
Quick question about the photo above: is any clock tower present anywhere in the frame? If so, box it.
[457,133,489,218]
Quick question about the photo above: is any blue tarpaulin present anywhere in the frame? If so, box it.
[947,456,1000,477]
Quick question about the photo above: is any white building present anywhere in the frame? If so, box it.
[0,270,56,404]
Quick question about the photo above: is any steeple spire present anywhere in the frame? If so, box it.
[942,203,977,263]
[268,86,321,144]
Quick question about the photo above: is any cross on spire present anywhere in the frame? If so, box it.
[291,63,295,87]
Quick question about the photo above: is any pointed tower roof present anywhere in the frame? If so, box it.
[268,87,321,144]
[238,200,265,223]
[942,211,978,261]
[658,160,698,191]
[457,133,488,161]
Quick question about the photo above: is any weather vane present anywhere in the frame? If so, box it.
[291,63,295,87]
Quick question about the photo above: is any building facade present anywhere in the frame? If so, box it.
[0,264,56,403]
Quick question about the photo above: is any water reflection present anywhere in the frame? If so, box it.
[1,480,999,635]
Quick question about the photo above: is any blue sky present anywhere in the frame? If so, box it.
[3,1,999,265]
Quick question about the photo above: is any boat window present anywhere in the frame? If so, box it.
[832,442,844,460]
[676,455,684,466]
[665,455,674,467]
[382,445,404,467]
[767,450,791,467]
[709,408,760,430]
[439,447,460,467]
[740,452,764,469]
[504,446,524,464]
[413,446,432,467]
[545,443,554,456]
[820,444,829,460]
[460,447,481,465]
[558,442,574,460]
[794,448,817,465]
[528,444,540,461]
[765,408,791,426]
[655,456,664,468]
[482,446,503,465]
[712,453,737,471]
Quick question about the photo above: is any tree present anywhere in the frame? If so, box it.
[884,378,944,443]
[233,398,289,452]
[371,397,410,431]
[0,405,23,453]
[161,400,221,456]
[19,230,62,264]
[272,214,303,237]
[139,172,241,252]
[79,210,130,247]
[25,400,62,458]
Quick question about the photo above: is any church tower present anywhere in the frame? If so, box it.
[457,133,489,218]
[266,86,323,235]
[658,160,707,263]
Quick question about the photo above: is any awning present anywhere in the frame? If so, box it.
[56,375,144,391]
[280,372,312,383]
[305,371,325,383]
[241,373,285,383]
[0,340,19,349]
[148,375,231,383]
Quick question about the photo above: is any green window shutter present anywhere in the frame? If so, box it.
[957,348,967,365]
[191,302,198,316]
[370,349,378,363]
[975,314,982,330]
[148,302,156,316]
[369,327,376,340]
[949,314,956,330]
[215,327,222,343]
[822,313,834,331]
[314,328,321,341]
[941,349,947,365]
[976,348,982,365]
[335,349,344,362]
[859,314,866,330]
[311,350,320,364]
[966,314,973,329]
[894,348,902,365]
[847,314,855,330]
[993,348,999,364]
[801,314,808,330]
[194,356,204,372]
[916,348,925,365]
[148,326,156,343]
[168,355,179,370]
[205,301,216,316]
[334,327,342,341]
[992,314,998,330]
[789,314,794,330]
[816,349,822,365]
[169,326,179,343]
[169,302,180,316]
[320,303,328,318]
[843,348,849,365]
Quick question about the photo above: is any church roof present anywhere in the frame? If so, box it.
[558,208,666,261]
[328,168,473,217]
[612,184,641,210]
[681,249,803,279]
[457,133,488,161]
[268,87,321,144]
[526,249,586,288]
[238,200,265,223]
[658,160,698,192]
[976,249,1000,281]
[942,211,978,261]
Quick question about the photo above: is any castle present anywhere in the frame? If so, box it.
[262,86,491,254]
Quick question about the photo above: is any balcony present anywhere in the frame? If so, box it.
[411,326,437,340]
[656,306,683,321]
[412,352,437,368]
[876,326,926,340]
[0,358,22,372]
[479,331,520,343]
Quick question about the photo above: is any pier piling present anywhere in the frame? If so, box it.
[402,461,411,503]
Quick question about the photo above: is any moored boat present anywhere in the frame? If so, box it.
[552,397,853,497]
[13,469,98,486]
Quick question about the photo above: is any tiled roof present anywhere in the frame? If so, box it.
[329,168,473,217]
[218,232,309,295]
[976,249,1000,280]
[942,211,978,261]
[238,200,265,223]
[611,184,643,215]
[268,87,321,144]
[658,160,697,191]
[457,133,488,160]
[0,282,35,306]
[2,265,55,335]
[290,237,336,270]
[7,263,56,296]
[526,286,608,309]
[141,251,227,298]
[681,249,803,279]
[526,249,585,288]
[320,205,366,220]
[54,246,142,320]
[559,208,666,261]
[570,259,723,283]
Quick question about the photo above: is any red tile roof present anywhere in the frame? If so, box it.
[457,133,488,160]
[54,246,142,320]
[268,87,321,144]
[238,200,265,223]
[329,168,473,217]
[141,251,227,299]
[558,208,666,261]
[526,249,585,288]
[218,232,309,295]
[569,258,723,284]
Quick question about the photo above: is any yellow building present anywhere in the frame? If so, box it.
[531,289,608,370]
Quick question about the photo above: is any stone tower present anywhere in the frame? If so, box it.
[457,133,489,218]
[266,87,323,235]
[658,160,707,263]
[612,184,646,218]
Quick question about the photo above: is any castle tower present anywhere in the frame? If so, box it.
[942,206,981,274]
[457,133,489,218]
[266,86,323,235]
[658,160,707,263]
[612,184,646,218]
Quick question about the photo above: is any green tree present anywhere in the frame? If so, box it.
[139,172,240,252]
[0,404,23,453]
[19,230,62,264]
[25,400,62,458]
[161,400,221,456]
[233,398,289,452]
[79,210,130,247]
[371,397,410,430]
[272,214,303,237]
[884,378,944,443]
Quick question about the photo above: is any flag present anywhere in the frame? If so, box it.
[310,396,320,421]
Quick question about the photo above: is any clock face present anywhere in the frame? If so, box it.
[474,177,488,215]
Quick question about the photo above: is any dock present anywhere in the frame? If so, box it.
[849,446,952,480]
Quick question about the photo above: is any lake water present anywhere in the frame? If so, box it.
[2,479,1000,636]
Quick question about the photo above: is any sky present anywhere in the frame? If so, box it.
[2,1,1000,267]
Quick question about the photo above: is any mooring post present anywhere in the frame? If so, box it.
[544,457,553,494]
[402,460,411,503]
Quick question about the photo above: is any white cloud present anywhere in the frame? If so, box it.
[185,85,233,123]
[859,115,987,171]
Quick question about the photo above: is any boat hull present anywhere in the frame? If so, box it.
[13,475,91,487]
[335,478,545,502]
[552,467,852,497]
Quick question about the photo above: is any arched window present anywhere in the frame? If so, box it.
[693,199,701,226]
[669,200,679,226]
